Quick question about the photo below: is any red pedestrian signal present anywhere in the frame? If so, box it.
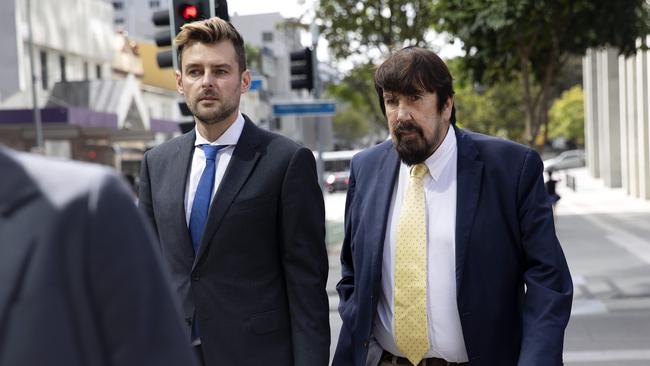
[180,4,198,20]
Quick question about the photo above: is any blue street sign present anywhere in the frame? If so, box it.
[272,101,336,117]
[250,79,263,91]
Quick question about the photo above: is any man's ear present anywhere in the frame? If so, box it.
[175,70,184,95]
[240,69,251,94]
[442,96,453,120]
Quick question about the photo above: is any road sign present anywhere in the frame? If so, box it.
[272,101,336,117]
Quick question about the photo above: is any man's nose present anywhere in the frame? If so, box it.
[201,71,216,87]
[396,103,412,121]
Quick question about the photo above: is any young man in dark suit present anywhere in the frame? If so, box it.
[0,146,195,366]
[333,47,573,366]
[138,17,330,366]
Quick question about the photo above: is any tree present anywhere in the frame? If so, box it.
[332,107,371,148]
[316,0,436,61]
[448,58,526,141]
[547,86,584,146]
[433,0,650,147]
[325,63,385,129]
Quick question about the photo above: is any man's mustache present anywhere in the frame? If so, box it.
[395,121,423,137]
[198,91,219,99]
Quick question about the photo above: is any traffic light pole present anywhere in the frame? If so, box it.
[26,0,43,153]
[311,24,325,190]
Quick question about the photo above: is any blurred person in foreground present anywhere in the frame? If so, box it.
[138,17,329,366]
[0,146,195,366]
[332,47,573,366]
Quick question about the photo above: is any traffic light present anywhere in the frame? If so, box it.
[152,8,174,68]
[290,47,314,91]
[151,0,229,69]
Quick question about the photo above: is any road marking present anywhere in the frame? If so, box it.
[561,202,650,266]
[571,299,608,315]
[564,349,650,362]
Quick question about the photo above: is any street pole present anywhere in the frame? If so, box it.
[27,0,44,153]
[311,23,325,190]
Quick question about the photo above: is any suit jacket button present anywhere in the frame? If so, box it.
[185,317,192,326]
[363,341,369,348]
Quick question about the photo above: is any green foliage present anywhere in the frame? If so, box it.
[332,107,371,146]
[448,59,526,142]
[244,43,261,73]
[434,0,650,146]
[548,86,584,145]
[324,63,385,130]
[316,0,435,60]
[434,0,649,83]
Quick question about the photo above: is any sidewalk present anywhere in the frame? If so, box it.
[555,168,650,365]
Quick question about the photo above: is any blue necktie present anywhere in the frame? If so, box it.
[189,144,225,255]
[188,144,225,342]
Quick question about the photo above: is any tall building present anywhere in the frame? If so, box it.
[0,0,181,177]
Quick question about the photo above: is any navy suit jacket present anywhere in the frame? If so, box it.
[139,116,330,366]
[333,127,573,366]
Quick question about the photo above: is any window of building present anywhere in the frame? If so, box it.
[59,55,66,82]
[40,50,47,90]
[149,0,160,8]
[262,32,273,43]
[115,17,125,24]
[84,61,89,80]
[112,1,123,10]
[96,64,102,79]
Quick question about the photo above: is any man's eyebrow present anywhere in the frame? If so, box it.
[184,62,232,69]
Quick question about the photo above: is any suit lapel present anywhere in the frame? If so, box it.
[0,149,40,330]
[370,142,400,283]
[193,117,262,268]
[454,127,483,293]
[170,131,196,264]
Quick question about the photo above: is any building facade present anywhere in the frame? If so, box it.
[583,41,650,200]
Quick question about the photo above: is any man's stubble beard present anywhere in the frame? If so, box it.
[191,100,238,126]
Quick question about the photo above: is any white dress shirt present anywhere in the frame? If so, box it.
[374,126,469,362]
[184,113,244,226]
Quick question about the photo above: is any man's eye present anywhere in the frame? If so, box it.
[187,69,201,76]
[409,95,421,102]
[216,69,228,75]
[384,97,397,105]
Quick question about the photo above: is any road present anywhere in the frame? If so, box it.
[323,168,650,365]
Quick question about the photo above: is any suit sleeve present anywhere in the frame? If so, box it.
[280,147,330,366]
[516,149,573,366]
[87,172,195,366]
[138,150,158,238]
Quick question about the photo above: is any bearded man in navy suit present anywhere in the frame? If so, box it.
[333,47,572,366]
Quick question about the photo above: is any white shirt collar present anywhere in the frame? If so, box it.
[194,113,245,147]
[422,125,456,181]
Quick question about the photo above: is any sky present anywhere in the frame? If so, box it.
[229,0,314,19]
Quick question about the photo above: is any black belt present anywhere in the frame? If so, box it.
[381,350,469,366]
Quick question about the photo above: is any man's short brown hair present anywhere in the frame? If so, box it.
[375,46,456,124]
[174,17,247,73]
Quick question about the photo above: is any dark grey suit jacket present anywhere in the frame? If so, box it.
[0,147,195,366]
[138,116,330,366]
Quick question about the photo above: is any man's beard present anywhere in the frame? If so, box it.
[393,121,435,165]
[188,90,238,125]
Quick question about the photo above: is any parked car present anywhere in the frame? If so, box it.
[324,171,350,193]
[543,149,586,171]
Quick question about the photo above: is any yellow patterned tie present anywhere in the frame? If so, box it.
[394,163,429,366]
